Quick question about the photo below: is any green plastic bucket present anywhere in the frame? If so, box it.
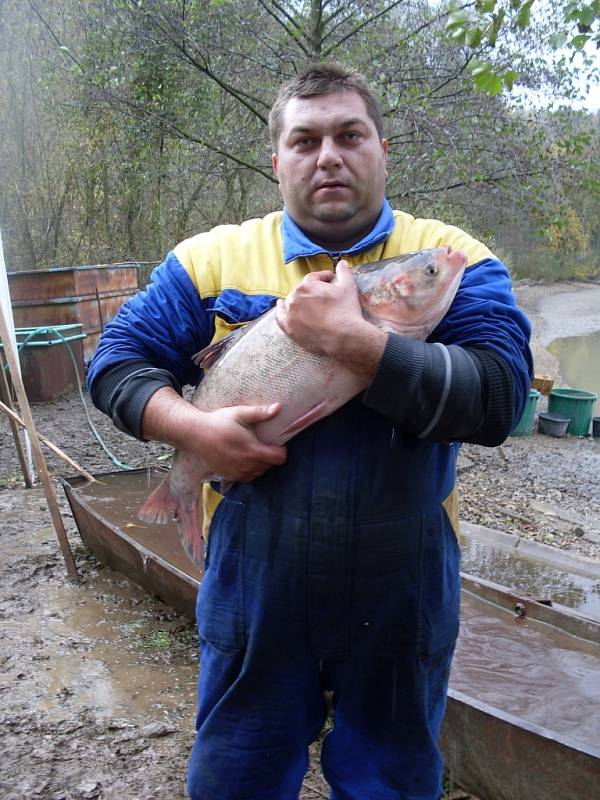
[548,388,597,436]
[511,388,540,436]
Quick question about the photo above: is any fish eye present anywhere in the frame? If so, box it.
[426,264,438,276]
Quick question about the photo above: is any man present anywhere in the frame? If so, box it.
[88,63,532,800]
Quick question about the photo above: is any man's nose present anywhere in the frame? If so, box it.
[316,137,342,168]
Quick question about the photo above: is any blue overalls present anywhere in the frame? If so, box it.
[188,395,461,800]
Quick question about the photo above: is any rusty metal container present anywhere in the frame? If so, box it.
[7,264,139,362]
[1,325,85,402]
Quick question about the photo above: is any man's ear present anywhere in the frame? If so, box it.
[272,152,279,179]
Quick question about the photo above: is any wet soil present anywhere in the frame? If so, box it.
[1,280,599,800]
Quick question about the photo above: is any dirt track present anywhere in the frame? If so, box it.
[1,280,599,799]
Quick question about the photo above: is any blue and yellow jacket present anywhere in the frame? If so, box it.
[87,200,532,532]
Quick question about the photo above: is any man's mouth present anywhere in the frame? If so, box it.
[315,182,348,192]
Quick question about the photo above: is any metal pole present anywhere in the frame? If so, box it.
[0,301,79,583]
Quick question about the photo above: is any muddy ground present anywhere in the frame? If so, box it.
[1,280,600,800]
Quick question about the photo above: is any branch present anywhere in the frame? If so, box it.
[420,54,475,102]
[257,0,310,56]
[266,0,304,33]
[92,87,276,183]
[322,0,407,58]
[321,10,357,44]
[26,0,85,73]
[390,169,544,198]
[178,44,270,123]
[125,0,271,121]
[322,4,349,30]
[381,2,475,56]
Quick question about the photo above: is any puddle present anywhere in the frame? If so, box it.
[548,331,600,418]
[460,536,600,621]
[3,570,197,723]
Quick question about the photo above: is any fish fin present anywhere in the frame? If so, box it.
[192,336,234,370]
[138,478,205,572]
[138,478,179,525]
[175,501,206,574]
[192,314,268,369]
[277,400,330,439]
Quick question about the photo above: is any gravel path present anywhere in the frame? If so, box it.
[456,279,600,562]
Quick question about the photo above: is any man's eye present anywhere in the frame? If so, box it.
[344,132,360,141]
[295,137,314,148]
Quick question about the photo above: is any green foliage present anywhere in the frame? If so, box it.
[445,0,600,100]
[0,0,597,288]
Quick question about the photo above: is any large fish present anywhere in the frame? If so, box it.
[139,247,467,568]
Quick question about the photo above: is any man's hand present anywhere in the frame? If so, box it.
[276,261,361,356]
[142,388,287,482]
[276,260,387,384]
[195,403,288,482]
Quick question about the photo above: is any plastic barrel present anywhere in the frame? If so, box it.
[511,388,540,436]
[548,388,597,436]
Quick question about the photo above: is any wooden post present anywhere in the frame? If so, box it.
[0,302,79,583]
[0,357,34,487]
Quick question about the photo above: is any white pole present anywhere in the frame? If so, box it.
[0,228,34,482]
[0,230,19,356]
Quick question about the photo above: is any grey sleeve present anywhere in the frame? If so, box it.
[362,333,515,446]
[90,360,182,440]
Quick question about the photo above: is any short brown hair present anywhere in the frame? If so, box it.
[268,62,384,150]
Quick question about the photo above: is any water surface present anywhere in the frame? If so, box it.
[460,536,600,621]
[548,331,600,419]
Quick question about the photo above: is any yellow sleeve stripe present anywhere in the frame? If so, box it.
[387,211,493,267]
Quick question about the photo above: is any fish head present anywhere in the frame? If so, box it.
[356,246,467,338]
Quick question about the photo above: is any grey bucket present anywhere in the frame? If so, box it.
[538,412,570,437]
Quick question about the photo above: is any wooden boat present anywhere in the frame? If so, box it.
[62,468,600,800]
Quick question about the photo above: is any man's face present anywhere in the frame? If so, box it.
[272,91,388,250]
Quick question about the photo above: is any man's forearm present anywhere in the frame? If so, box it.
[363,335,515,446]
[141,386,207,448]
[90,360,183,440]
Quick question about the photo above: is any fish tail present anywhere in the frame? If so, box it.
[176,502,206,574]
[138,478,179,525]
[138,476,206,572]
